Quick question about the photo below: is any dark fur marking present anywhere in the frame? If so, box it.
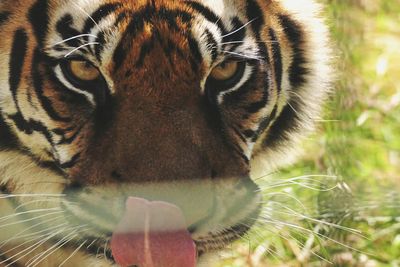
[56,124,83,145]
[269,28,283,93]
[278,14,309,88]
[7,113,53,144]
[113,6,194,71]
[222,17,246,51]
[0,12,10,27]
[246,0,264,39]
[56,14,82,48]
[232,126,248,144]
[222,68,258,106]
[82,3,122,36]
[184,1,226,33]
[251,106,278,142]
[264,101,301,147]
[59,152,81,169]
[9,29,28,102]
[0,110,17,148]
[135,38,155,67]
[31,49,71,122]
[28,0,49,46]
[244,68,270,114]
[204,30,218,63]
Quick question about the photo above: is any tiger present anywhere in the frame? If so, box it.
[0,0,332,266]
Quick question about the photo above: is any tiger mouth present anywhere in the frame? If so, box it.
[57,187,261,264]
[73,217,255,264]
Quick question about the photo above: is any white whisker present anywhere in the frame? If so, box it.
[27,225,89,267]
[220,40,280,46]
[0,210,64,229]
[221,18,258,39]
[0,194,65,199]
[64,42,100,58]
[260,216,372,256]
[86,238,98,249]
[50,34,98,47]
[14,199,63,211]
[58,240,87,267]
[0,216,67,249]
[1,227,70,267]
[71,3,102,33]
[0,208,61,223]
[263,206,364,237]
[222,50,263,61]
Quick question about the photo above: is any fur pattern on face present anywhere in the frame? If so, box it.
[0,0,332,266]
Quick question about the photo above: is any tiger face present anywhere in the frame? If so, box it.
[0,0,331,266]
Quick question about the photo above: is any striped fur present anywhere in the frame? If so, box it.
[0,0,332,266]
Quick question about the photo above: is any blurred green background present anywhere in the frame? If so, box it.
[217,0,400,266]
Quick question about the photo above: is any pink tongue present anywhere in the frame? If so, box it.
[111,197,197,267]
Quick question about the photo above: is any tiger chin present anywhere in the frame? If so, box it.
[0,0,332,266]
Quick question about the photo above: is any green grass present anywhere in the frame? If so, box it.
[217,0,400,266]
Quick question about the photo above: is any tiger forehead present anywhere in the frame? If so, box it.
[46,0,252,62]
[110,3,201,75]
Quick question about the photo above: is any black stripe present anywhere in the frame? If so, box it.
[59,152,81,169]
[113,6,194,71]
[56,125,83,145]
[7,113,53,143]
[112,9,147,71]
[244,67,270,114]
[245,0,270,65]
[230,143,249,164]
[243,129,255,139]
[232,126,247,144]
[56,14,81,48]
[244,92,269,114]
[187,35,202,65]
[95,31,106,61]
[82,3,121,54]
[0,109,17,148]
[223,67,258,106]
[158,7,192,30]
[0,11,10,26]
[269,28,283,93]
[204,30,218,62]
[135,38,155,68]
[163,37,186,60]
[9,29,28,102]
[82,3,121,35]
[52,126,76,136]
[251,106,278,142]
[246,0,264,39]
[185,1,226,33]
[112,41,128,71]
[31,49,71,122]
[223,17,246,48]
[28,0,49,46]
[278,14,308,88]
[263,101,301,147]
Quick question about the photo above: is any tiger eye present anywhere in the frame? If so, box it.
[210,61,239,81]
[69,60,101,81]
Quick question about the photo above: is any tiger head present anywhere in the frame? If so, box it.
[0,0,331,266]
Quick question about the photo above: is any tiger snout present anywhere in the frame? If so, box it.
[61,178,262,258]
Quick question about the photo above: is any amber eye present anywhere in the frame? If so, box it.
[210,61,239,81]
[59,59,109,105]
[67,60,101,82]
